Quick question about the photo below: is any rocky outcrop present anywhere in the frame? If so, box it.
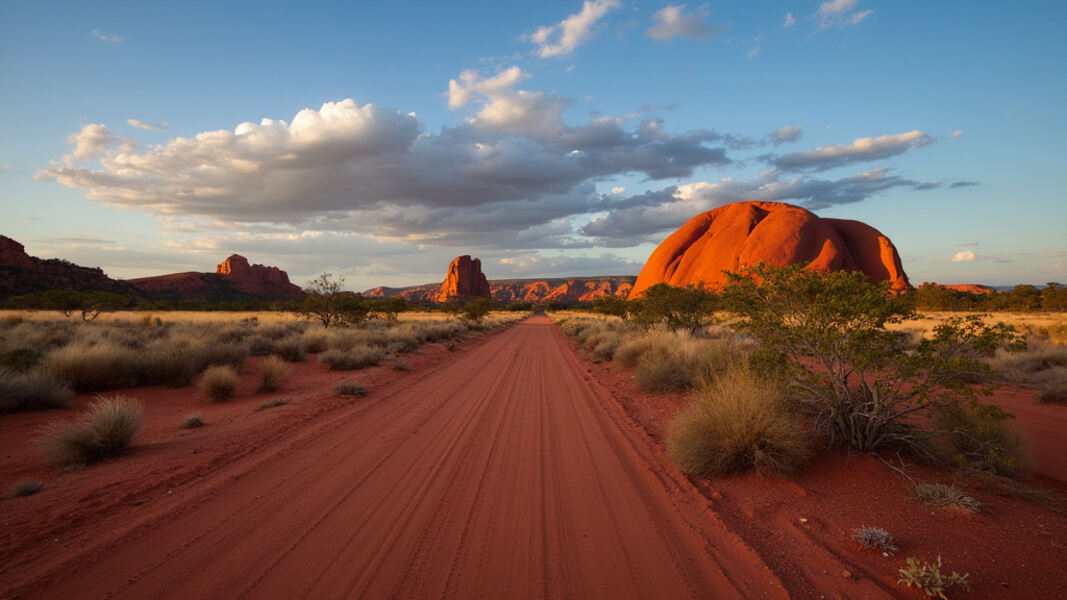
[939,283,996,294]
[630,201,909,298]
[128,254,302,302]
[215,254,302,299]
[0,235,133,298]
[365,276,637,304]
[434,256,491,303]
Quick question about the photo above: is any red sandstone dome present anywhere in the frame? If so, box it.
[630,201,909,298]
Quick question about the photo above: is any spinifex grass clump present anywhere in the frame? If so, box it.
[912,483,982,511]
[852,526,898,553]
[257,356,291,393]
[667,363,808,477]
[334,381,367,396]
[0,368,72,412]
[199,365,238,402]
[40,395,143,467]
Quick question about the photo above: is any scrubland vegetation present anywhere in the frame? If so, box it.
[558,265,1058,485]
[0,310,526,414]
[40,396,143,467]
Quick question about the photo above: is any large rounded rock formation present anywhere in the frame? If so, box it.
[630,201,909,298]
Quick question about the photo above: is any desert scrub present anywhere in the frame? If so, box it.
[273,336,306,362]
[0,368,72,412]
[40,395,143,467]
[897,556,970,599]
[302,331,329,353]
[256,356,291,393]
[138,337,205,387]
[931,401,1028,477]
[334,381,367,396]
[199,365,238,402]
[257,399,289,411]
[246,336,274,356]
[1,347,42,372]
[912,483,982,511]
[43,342,140,392]
[666,364,808,477]
[987,342,1067,382]
[179,413,204,429]
[6,479,45,498]
[852,526,898,554]
[318,347,383,371]
[393,358,411,371]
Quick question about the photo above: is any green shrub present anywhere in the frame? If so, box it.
[666,365,808,477]
[334,381,367,396]
[199,365,238,402]
[6,479,44,498]
[273,336,306,362]
[897,556,970,599]
[319,347,383,371]
[931,401,1028,477]
[256,356,291,393]
[179,412,204,429]
[0,368,72,412]
[44,342,140,392]
[40,395,143,467]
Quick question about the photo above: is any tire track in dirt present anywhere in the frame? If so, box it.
[8,317,788,599]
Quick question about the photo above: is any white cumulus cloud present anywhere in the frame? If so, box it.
[952,250,976,262]
[528,0,620,58]
[646,4,722,42]
[771,130,934,171]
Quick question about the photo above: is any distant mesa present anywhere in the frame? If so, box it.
[630,201,909,298]
[0,235,133,298]
[435,255,491,303]
[937,283,996,294]
[128,254,303,302]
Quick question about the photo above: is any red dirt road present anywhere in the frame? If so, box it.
[6,317,787,599]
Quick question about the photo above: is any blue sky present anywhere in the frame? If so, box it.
[1,1,1064,290]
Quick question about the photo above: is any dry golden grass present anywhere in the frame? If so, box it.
[199,365,238,402]
[889,311,1067,343]
[256,356,291,393]
[40,395,143,467]
[667,363,808,477]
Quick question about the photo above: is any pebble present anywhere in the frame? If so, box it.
[841,570,852,580]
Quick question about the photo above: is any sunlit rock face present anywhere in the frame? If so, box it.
[435,255,492,302]
[630,201,909,298]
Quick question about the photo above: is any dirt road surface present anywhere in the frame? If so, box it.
[8,317,788,599]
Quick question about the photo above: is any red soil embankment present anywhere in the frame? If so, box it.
[2,318,787,599]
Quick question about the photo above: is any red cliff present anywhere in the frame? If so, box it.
[127,254,303,301]
[435,255,491,303]
[630,201,909,298]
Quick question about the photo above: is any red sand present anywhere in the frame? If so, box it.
[3,318,1066,599]
[2,318,785,599]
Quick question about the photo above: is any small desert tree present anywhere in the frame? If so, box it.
[630,283,718,333]
[459,297,493,322]
[723,264,1021,458]
[299,273,368,328]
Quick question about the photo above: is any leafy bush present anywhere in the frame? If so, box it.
[459,297,493,322]
[318,347,383,371]
[932,401,1028,477]
[40,395,143,467]
[897,556,970,599]
[0,368,72,412]
[334,381,367,396]
[724,265,1022,458]
[199,365,238,402]
[256,356,291,393]
[666,364,808,477]
[913,483,982,511]
[179,413,204,429]
[629,283,718,333]
[852,526,898,553]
